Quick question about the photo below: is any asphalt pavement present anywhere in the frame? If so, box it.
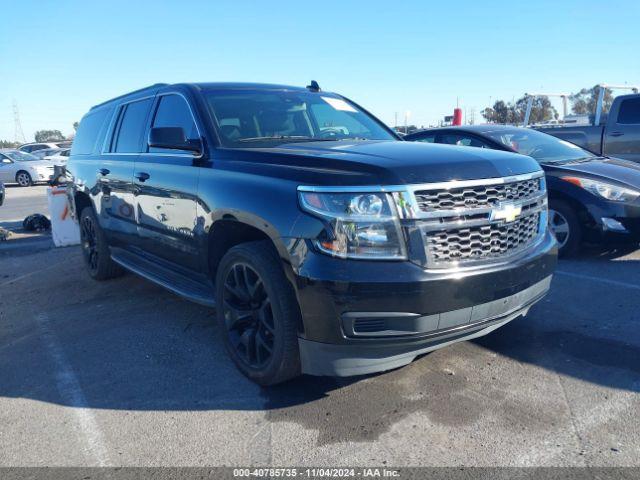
[0,206,639,467]
[0,184,50,222]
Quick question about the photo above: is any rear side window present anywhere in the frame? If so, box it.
[440,134,490,148]
[112,98,153,153]
[72,110,109,155]
[413,134,436,143]
[617,98,640,124]
[149,94,199,153]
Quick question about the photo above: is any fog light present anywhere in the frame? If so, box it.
[601,217,628,233]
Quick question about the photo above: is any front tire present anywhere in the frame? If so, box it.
[79,207,124,280]
[16,171,33,187]
[215,240,301,386]
[549,200,582,257]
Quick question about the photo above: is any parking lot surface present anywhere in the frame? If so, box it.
[0,235,639,466]
[0,185,50,223]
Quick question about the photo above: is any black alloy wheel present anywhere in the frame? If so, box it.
[222,263,275,369]
[79,207,124,280]
[81,213,100,273]
[215,240,301,385]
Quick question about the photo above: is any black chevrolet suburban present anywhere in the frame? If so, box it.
[68,82,557,385]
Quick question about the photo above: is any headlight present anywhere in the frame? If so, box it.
[298,190,407,260]
[561,177,640,202]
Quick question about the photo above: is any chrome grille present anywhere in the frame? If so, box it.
[415,178,541,212]
[425,212,541,264]
[404,173,547,268]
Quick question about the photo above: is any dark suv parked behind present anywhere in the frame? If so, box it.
[68,82,557,385]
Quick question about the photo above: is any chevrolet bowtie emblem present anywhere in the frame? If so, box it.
[490,203,522,223]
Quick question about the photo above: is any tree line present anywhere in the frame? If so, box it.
[0,122,79,148]
[481,85,614,125]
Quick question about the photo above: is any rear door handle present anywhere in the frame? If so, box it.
[99,168,110,176]
[135,172,150,182]
[609,131,625,137]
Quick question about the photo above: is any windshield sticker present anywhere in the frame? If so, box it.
[321,97,357,112]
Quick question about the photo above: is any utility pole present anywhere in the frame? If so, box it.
[13,100,26,144]
[394,112,398,129]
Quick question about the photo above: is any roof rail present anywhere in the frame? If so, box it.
[90,83,168,110]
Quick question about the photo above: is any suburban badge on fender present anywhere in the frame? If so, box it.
[490,203,522,223]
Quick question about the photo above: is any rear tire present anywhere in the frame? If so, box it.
[549,200,582,257]
[79,207,124,280]
[215,240,301,386]
[16,171,32,187]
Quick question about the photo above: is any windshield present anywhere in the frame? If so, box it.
[33,149,60,158]
[3,150,40,162]
[205,89,396,147]
[484,128,595,163]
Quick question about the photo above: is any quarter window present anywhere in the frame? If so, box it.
[413,134,436,143]
[149,95,199,153]
[439,134,490,148]
[72,109,110,155]
[112,98,153,153]
[617,98,640,125]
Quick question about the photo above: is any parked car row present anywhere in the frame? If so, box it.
[25,80,639,384]
[18,141,72,153]
[30,147,71,164]
[404,126,640,256]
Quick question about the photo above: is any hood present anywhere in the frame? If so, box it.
[544,156,640,189]
[216,140,540,186]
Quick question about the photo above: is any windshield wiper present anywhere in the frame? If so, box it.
[540,156,594,165]
[237,136,337,143]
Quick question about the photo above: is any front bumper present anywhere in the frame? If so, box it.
[34,170,55,182]
[290,230,557,377]
[581,198,640,242]
[299,276,550,376]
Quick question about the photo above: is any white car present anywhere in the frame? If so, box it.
[18,141,71,153]
[43,148,71,166]
[0,149,56,187]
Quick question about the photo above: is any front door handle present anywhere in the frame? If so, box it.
[135,172,150,182]
[609,131,625,137]
[99,168,110,176]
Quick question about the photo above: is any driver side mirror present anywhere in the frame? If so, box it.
[148,127,202,154]
[1,158,12,164]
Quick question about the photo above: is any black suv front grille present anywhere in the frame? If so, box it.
[411,175,546,268]
[415,178,541,212]
[425,212,541,265]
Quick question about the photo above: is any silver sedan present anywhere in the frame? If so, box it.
[0,149,56,187]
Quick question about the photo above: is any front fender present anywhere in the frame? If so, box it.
[196,165,304,263]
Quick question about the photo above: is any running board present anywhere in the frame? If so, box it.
[111,248,216,307]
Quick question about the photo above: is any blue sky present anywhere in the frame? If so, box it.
[1,0,638,141]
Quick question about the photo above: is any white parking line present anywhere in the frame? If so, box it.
[556,270,640,291]
[34,313,111,466]
[0,259,65,287]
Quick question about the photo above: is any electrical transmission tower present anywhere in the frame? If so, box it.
[13,100,26,144]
